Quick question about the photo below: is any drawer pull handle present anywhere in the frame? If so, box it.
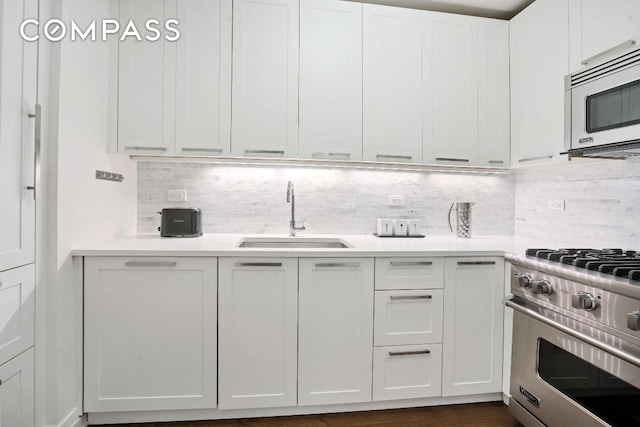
[125,261,177,267]
[376,154,412,160]
[390,261,433,266]
[582,39,636,65]
[123,146,168,151]
[181,147,223,153]
[435,157,469,163]
[244,149,285,155]
[457,261,497,266]
[390,295,432,301]
[518,155,552,163]
[235,262,283,267]
[315,262,360,268]
[489,160,504,165]
[389,349,431,357]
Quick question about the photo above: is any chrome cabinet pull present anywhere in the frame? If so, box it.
[390,261,433,267]
[388,349,431,357]
[123,146,168,151]
[235,262,283,267]
[518,155,552,163]
[27,104,41,200]
[124,261,177,267]
[244,149,285,155]
[314,262,360,268]
[582,39,636,65]
[457,261,497,266]
[489,160,505,165]
[435,157,469,163]
[390,295,432,301]
[181,147,223,153]
[376,154,412,160]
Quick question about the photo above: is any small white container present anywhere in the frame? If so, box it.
[408,220,422,236]
[377,219,393,236]
[393,219,408,236]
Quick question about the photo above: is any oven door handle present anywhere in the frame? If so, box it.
[506,298,640,369]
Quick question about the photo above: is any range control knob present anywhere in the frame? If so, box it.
[571,292,599,311]
[531,279,554,296]
[515,273,533,289]
[627,310,640,331]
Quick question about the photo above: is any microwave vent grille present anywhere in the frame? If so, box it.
[571,47,640,87]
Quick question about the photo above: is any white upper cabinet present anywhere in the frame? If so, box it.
[423,13,479,166]
[510,0,569,166]
[0,0,37,272]
[175,0,232,156]
[299,0,363,161]
[569,0,640,72]
[363,4,423,164]
[232,0,299,158]
[115,0,232,155]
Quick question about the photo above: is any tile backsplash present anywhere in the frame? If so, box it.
[138,161,516,236]
[515,158,640,248]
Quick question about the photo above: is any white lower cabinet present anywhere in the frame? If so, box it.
[84,257,217,412]
[0,264,35,366]
[442,257,504,396]
[298,258,374,406]
[218,258,298,409]
[373,344,442,401]
[0,347,34,427]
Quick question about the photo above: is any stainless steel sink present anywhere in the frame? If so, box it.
[237,237,352,249]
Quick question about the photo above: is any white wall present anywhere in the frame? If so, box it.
[138,161,516,236]
[45,0,137,425]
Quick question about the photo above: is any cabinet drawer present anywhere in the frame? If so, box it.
[373,344,442,401]
[0,264,35,366]
[374,290,443,346]
[375,258,444,290]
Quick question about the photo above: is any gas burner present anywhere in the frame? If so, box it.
[526,248,640,281]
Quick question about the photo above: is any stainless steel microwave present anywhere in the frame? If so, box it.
[565,47,640,158]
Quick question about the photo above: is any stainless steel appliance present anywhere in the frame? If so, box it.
[565,47,640,158]
[505,249,640,427]
[158,208,202,237]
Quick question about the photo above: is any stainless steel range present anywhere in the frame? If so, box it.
[505,249,640,427]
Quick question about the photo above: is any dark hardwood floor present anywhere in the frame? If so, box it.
[105,402,522,427]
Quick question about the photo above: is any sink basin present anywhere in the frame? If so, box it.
[237,237,352,249]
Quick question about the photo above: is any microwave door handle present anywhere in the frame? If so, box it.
[582,39,636,66]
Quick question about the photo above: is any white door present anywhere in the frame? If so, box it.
[218,258,298,409]
[0,347,34,427]
[424,12,479,166]
[569,0,640,72]
[477,19,510,167]
[175,0,232,156]
[117,0,175,154]
[0,265,35,366]
[299,0,362,161]
[363,4,422,163]
[442,257,504,396]
[298,258,374,406]
[0,0,37,272]
[510,0,569,165]
[232,0,299,158]
[84,257,217,412]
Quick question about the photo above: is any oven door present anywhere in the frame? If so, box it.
[508,301,640,427]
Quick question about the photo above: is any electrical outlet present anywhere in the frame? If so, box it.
[548,199,565,211]
[168,189,187,202]
[388,195,405,207]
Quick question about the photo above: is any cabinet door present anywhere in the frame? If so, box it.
[0,0,37,272]
[0,347,34,427]
[298,258,374,406]
[478,19,510,167]
[423,12,478,166]
[442,257,504,396]
[84,257,217,412]
[373,344,442,401]
[175,0,232,156]
[0,265,35,366]
[232,0,299,158]
[299,0,362,161]
[117,0,176,154]
[374,290,443,346]
[363,4,422,163]
[218,258,298,409]
[570,0,640,72]
[510,0,569,166]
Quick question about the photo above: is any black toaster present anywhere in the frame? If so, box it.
[158,208,203,237]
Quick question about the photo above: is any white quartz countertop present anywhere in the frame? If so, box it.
[72,233,535,257]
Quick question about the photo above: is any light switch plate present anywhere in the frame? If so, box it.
[168,189,187,202]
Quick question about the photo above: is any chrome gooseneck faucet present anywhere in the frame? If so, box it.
[286,181,306,236]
